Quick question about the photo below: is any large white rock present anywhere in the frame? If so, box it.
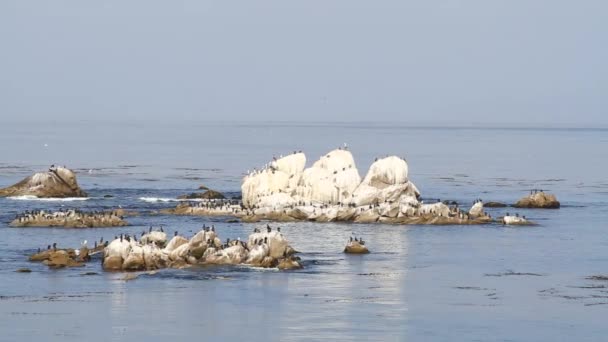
[104,239,132,260]
[247,231,290,258]
[205,244,248,265]
[256,193,297,209]
[163,236,189,253]
[242,152,306,208]
[295,149,361,205]
[189,229,216,247]
[239,149,429,223]
[246,243,270,265]
[122,244,145,270]
[361,156,409,188]
[140,231,167,246]
[169,243,191,261]
[271,152,306,189]
[399,194,420,216]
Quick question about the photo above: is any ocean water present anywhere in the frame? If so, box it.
[1,121,607,341]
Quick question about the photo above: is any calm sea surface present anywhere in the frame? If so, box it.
[0,121,607,341]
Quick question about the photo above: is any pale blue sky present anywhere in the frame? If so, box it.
[1,1,606,125]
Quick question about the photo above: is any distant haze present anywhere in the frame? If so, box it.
[1,1,606,126]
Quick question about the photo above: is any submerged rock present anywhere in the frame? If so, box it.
[0,166,87,198]
[514,192,560,209]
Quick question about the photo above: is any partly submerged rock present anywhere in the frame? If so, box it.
[0,166,87,198]
[177,190,225,200]
[42,250,84,268]
[277,257,303,270]
[514,192,560,209]
[344,241,369,254]
[501,215,534,226]
[485,202,508,208]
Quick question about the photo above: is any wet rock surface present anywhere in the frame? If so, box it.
[514,191,560,209]
[0,166,87,198]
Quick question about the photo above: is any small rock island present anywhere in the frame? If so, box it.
[0,166,87,198]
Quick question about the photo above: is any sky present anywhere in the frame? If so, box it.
[1,0,606,126]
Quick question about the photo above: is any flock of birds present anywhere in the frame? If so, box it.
[348,236,366,245]
[14,209,123,224]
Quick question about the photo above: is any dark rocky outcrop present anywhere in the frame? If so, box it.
[177,190,225,200]
[484,202,508,208]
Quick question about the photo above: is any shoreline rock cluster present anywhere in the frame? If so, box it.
[169,149,498,225]
[10,209,129,228]
[102,225,301,272]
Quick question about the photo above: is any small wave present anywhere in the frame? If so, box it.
[138,197,180,203]
[7,195,90,202]
[138,197,216,203]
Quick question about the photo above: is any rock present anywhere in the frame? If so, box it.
[122,245,146,271]
[10,209,128,228]
[485,202,508,208]
[277,257,302,270]
[177,190,225,200]
[103,255,124,271]
[514,192,560,209]
[15,268,32,273]
[44,250,84,268]
[468,202,485,218]
[361,156,409,189]
[122,273,139,281]
[29,250,51,262]
[198,184,210,190]
[103,194,114,198]
[76,247,90,262]
[0,166,87,198]
[164,236,189,253]
[92,225,302,272]
[140,231,167,246]
[501,215,534,225]
[344,241,369,254]
[203,190,226,199]
[226,219,240,223]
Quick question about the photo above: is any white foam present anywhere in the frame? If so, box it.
[7,195,90,202]
[138,197,208,203]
